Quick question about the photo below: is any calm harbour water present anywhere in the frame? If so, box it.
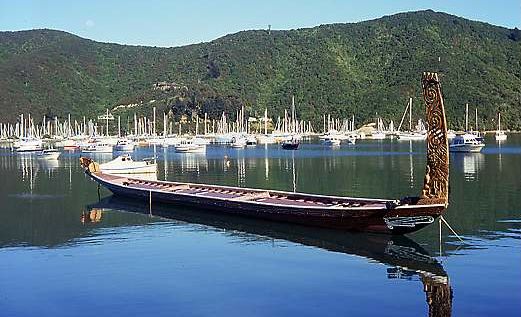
[0,136,520,316]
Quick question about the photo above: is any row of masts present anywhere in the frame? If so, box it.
[0,96,314,140]
[0,98,508,140]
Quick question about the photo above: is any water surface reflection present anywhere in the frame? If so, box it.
[90,195,453,316]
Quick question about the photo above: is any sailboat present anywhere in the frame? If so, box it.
[495,112,507,141]
[257,109,276,144]
[370,117,386,140]
[398,98,427,141]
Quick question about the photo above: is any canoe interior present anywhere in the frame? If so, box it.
[97,172,392,209]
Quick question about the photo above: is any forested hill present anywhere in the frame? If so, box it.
[1,10,520,129]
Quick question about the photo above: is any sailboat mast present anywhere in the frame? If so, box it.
[264,108,268,135]
[465,103,469,131]
[204,113,208,135]
[475,107,478,132]
[153,107,157,136]
[409,97,413,132]
[397,98,410,132]
[291,95,295,133]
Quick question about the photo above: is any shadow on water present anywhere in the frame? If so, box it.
[88,195,453,317]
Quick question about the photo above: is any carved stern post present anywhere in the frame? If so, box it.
[419,72,450,207]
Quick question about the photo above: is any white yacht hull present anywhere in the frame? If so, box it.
[114,144,135,151]
[175,145,206,153]
[449,144,484,153]
[495,133,507,141]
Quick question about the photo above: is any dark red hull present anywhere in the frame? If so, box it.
[87,172,444,234]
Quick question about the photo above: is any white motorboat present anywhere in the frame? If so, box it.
[175,139,206,153]
[449,133,485,153]
[114,139,135,152]
[99,155,157,174]
[37,149,60,160]
[323,136,341,146]
[15,137,43,152]
[230,136,247,148]
[82,142,113,153]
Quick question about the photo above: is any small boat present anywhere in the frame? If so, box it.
[281,137,299,150]
[346,134,357,145]
[495,113,507,141]
[323,136,341,146]
[495,130,507,142]
[449,133,485,153]
[80,72,450,234]
[230,136,247,148]
[163,136,182,147]
[175,139,206,153]
[37,148,60,160]
[15,137,43,152]
[114,139,135,152]
[99,155,157,174]
[147,137,166,147]
[370,131,386,140]
[398,132,427,141]
[82,142,113,153]
[257,134,276,144]
[137,139,150,147]
[246,135,257,147]
[60,139,79,150]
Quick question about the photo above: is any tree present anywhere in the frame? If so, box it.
[508,28,521,41]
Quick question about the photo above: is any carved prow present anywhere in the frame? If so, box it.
[419,72,449,206]
[80,157,100,173]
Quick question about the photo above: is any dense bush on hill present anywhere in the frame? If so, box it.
[0,10,520,129]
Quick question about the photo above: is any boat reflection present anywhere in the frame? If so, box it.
[452,153,484,181]
[87,195,453,316]
[173,152,209,174]
[130,172,157,181]
[38,157,60,170]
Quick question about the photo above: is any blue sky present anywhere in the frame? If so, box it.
[1,0,519,47]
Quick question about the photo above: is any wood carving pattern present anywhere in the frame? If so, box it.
[420,72,449,205]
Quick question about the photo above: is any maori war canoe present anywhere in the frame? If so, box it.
[80,72,450,234]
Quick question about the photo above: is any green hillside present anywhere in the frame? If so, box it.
[1,10,520,129]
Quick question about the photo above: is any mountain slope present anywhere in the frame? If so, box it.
[1,10,520,129]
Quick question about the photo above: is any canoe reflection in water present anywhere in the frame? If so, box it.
[87,195,453,316]
[81,209,103,224]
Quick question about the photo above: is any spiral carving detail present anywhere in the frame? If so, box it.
[420,72,450,205]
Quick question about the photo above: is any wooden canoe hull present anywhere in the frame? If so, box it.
[89,172,445,234]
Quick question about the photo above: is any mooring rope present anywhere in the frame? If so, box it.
[440,215,465,243]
